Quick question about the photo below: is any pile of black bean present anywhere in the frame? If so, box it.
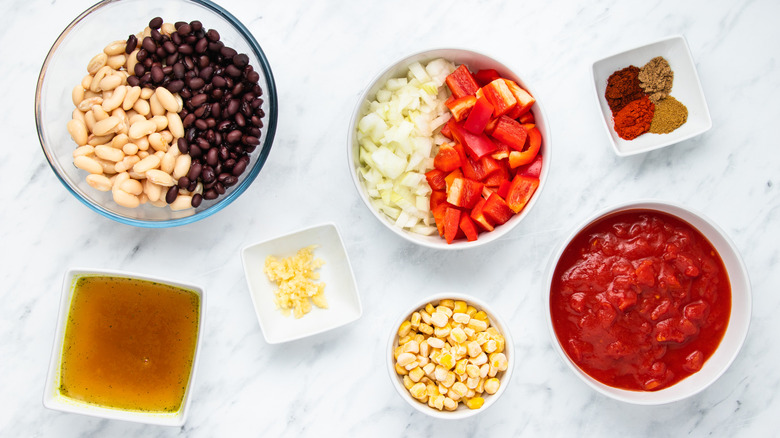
[126,17,265,207]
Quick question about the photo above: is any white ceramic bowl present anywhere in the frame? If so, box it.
[43,268,205,426]
[348,48,551,249]
[241,223,362,344]
[387,293,514,419]
[592,35,712,156]
[544,200,751,404]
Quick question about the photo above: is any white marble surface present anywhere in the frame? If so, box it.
[1,0,778,436]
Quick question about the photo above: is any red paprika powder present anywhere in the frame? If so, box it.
[605,66,645,113]
[613,96,655,140]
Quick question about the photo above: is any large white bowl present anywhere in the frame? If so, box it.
[348,48,551,249]
[387,293,514,419]
[43,268,206,426]
[544,200,751,404]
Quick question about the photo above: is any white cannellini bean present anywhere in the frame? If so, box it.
[133,154,161,173]
[74,155,103,174]
[94,144,124,162]
[145,169,175,186]
[86,174,112,191]
[102,85,127,112]
[128,119,157,139]
[92,116,120,136]
[154,87,178,113]
[169,195,193,211]
[119,178,143,195]
[166,112,184,139]
[173,154,191,179]
[67,119,88,146]
[123,86,141,111]
[112,188,140,208]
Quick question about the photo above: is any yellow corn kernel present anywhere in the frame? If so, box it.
[414,333,425,345]
[425,303,435,314]
[465,396,485,410]
[403,375,414,389]
[410,311,421,328]
[434,365,448,382]
[484,378,500,395]
[438,383,448,395]
[430,312,448,328]
[439,353,455,370]
[473,310,488,321]
[455,358,468,375]
[394,345,404,360]
[485,326,500,337]
[404,360,419,371]
[420,340,430,357]
[480,363,490,378]
[464,327,476,339]
[409,366,425,383]
[450,327,468,344]
[427,337,445,349]
[439,299,455,309]
[466,388,476,398]
[443,397,458,411]
[397,352,416,367]
[398,320,412,337]
[494,336,505,353]
[471,352,488,366]
[468,319,489,332]
[436,305,453,318]
[488,364,498,377]
[443,371,456,388]
[409,382,427,400]
[450,381,468,399]
[395,363,408,376]
[402,340,419,354]
[423,362,435,378]
[454,300,468,313]
[466,363,480,378]
[466,305,478,316]
[475,377,485,394]
[467,341,482,358]
[398,334,413,346]
[432,394,445,410]
[489,352,508,371]
[466,376,480,389]
[426,383,439,397]
[434,325,451,338]
[475,332,489,345]
[417,355,429,367]
[484,339,498,353]
[453,312,471,324]
[420,310,432,325]
[419,322,434,335]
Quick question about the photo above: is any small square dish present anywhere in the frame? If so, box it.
[241,223,362,344]
[592,35,712,156]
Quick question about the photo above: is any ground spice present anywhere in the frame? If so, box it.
[614,95,655,140]
[639,57,674,103]
[649,96,688,134]
[605,66,645,113]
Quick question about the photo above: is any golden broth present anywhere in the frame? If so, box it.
[59,276,200,413]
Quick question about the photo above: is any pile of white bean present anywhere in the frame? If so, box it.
[66,31,195,210]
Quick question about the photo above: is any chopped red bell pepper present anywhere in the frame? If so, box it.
[490,116,528,151]
[470,198,494,231]
[463,96,494,134]
[459,215,479,241]
[474,69,501,87]
[481,79,517,117]
[484,117,498,135]
[482,193,514,225]
[440,120,453,139]
[508,126,542,168]
[518,111,535,124]
[505,175,539,213]
[425,169,447,191]
[445,65,480,99]
[447,118,497,159]
[432,202,448,237]
[446,95,477,122]
[443,207,461,244]
[497,180,511,198]
[460,153,486,181]
[490,141,510,160]
[430,190,448,212]
[444,168,463,192]
[517,154,543,178]
[434,144,462,172]
[479,155,502,178]
[483,163,510,187]
[503,79,535,119]
[447,177,484,209]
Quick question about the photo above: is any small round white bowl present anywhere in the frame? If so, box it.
[348,48,551,250]
[544,200,751,405]
[387,293,514,419]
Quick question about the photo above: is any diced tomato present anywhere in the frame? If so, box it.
[508,126,542,168]
[474,69,501,87]
[490,116,528,151]
[434,143,462,172]
[447,118,497,159]
[429,190,447,212]
[505,175,539,213]
[443,207,461,244]
[463,96,494,134]
[440,121,453,139]
[425,169,447,191]
[447,177,484,209]
[482,193,514,225]
[517,111,535,124]
[481,79,517,117]
[446,95,477,122]
[431,202,448,237]
[459,215,479,241]
[503,79,536,119]
[497,180,511,198]
[444,168,463,192]
[516,154,543,178]
[470,198,494,231]
[445,65,480,99]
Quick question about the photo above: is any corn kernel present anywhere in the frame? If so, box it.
[417,355,429,367]
[430,312,448,328]
[398,320,412,337]
[484,378,500,394]
[466,389,476,398]
[427,337,445,349]
[475,377,485,393]
[444,397,458,411]
[397,352,416,367]
[395,362,408,376]
[465,396,485,410]
[409,366,425,382]
[467,341,482,357]
[466,376,480,389]
[427,396,436,408]
[438,383,448,395]
[475,332,489,345]
[464,327,476,338]
[451,381,468,398]
[484,339,498,353]
[452,312,470,324]
[488,365,498,377]
[468,319,488,332]
[454,343,468,358]
[425,303,435,314]
[434,365,448,382]
[436,305,453,318]
[466,364,480,378]
[439,353,455,370]
[449,327,468,344]
[466,305,477,316]
[421,376,431,384]
[423,362,435,377]
[398,334,412,346]
[402,340,419,354]
[419,322,434,335]
[414,333,425,344]
[403,375,414,389]
[494,336,505,353]
[443,371,456,388]
[420,310,432,325]
[490,352,508,371]
[419,340,430,357]
[410,311,421,328]
[453,300,467,313]
[426,383,439,397]
[480,363,490,378]
[404,360,419,371]
[473,310,488,321]
[410,382,427,400]
[394,345,404,360]
[471,352,488,366]
[439,299,455,309]
[485,327,500,337]
[455,358,468,375]
[432,394,445,410]
[434,326,451,338]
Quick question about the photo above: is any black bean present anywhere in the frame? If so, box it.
[226,130,242,143]
[212,75,226,88]
[140,72,152,84]
[177,23,192,36]
[155,47,166,58]
[177,138,189,153]
[233,54,249,68]
[206,29,220,42]
[246,70,260,83]
[125,34,138,54]
[225,64,242,78]
[127,75,140,87]
[189,77,205,90]
[178,176,190,189]
[167,80,184,93]
[133,63,146,77]
[195,38,208,53]
[201,167,216,183]
[142,36,157,52]
[191,93,208,107]
[191,193,203,207]
[199,66,213,80]
[151,65,164,83]
[151,28,163,42]
[197,138,210,150]
[163,40,177,54]
[189,144,202,159]
[188,162,202,182]
[187,179,198,192]
[235,113,245,127]
[232,159,247,176]
[165,185,179,204]
[194,119,208,131]
[215,182,226,195]
[244,136,260,146]
[227,99,239,115]
[149,16,163,29]
[232,82,244,96]
[206,148,219,166]
[204,189,218,200]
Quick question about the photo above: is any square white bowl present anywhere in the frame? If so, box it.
[43,268,205,426]
[592,35,712,156]
[241,223,362,344]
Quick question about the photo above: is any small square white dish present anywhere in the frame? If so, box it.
[43,268,205,426]
[592,35,712,156]
[241,223,362,344]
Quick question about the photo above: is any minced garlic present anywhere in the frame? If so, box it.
[264,245,327,318]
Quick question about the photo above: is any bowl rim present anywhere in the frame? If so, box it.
[386,292,515,419]
[35,0,278,228]
[347,47,551,250]
[543,199,752,404]
[42,267,206,426]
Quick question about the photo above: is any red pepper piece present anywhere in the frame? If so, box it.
[444,168,463,192]
[440,120,453,139]
[517,111,535,124]
[443,207,461,243]
[482,193,514,225]
[445,65,480,99]
[490,116,528,151]
[508,126,542,168]
[460,153,486,181]
[463,96,494,134]
[425,169,447,191]
[481,79,517,117]
[483,162,510,187]
[447,177,484,209]
[470,198,495,231]
[479,155,501,178]
[505,174,539,213]
[446,95,477,122]
[429,190,447,212]
[434,143,462,172]
[497,180,511,198]
[447,118,497,159]
[484,117,498,135]
[459,215,479,241]
[503,79,535,119]
[431,202,448,237]
[474,69,501,87]
[516,154,543,178]
[490,141,510,160]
